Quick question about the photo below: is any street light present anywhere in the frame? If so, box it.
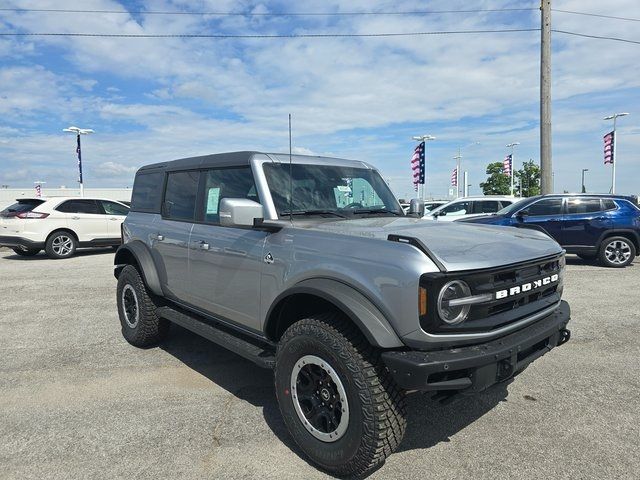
[506,142,520,196]
[581,168,589,193]
[453,141,479,198]
[603,113,629,194]
[63,126,94,197]
[411,134,436,200]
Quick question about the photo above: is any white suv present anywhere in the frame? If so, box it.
[426,196,522,221]
[0,197,129,258]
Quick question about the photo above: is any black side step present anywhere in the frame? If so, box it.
[157,306,276,369]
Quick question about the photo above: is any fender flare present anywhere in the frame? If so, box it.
[114,241,163,296]
[266,278,404,349]
[596,229,640,250]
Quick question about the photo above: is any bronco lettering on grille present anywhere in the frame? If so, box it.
[495,274,559,299]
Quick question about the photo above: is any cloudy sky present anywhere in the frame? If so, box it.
[0,0,639,198]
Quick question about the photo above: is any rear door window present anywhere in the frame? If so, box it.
[100,200,130,216]
[200,167,258,224]
[473,200,501,214]
[163,171,200,221]
[566,198,602,215]
[131,172,164,212]
[56,199,102,214]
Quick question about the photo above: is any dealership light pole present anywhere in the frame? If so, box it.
[453,141,479,198]
[603,112,629,194]
[506,142,520,196]
[581,168,589,193]
[63,126,94,197]
[411,135,436,200]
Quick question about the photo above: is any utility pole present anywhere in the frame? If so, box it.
[540,0,553,194]
[603,112,629,194]
[63,126,94,197]
[581,168,589,193]
[453,148,462,198]
[506,142,520,196]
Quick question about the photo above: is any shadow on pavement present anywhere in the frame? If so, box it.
[0,247,115,260]
[160,324,510,478]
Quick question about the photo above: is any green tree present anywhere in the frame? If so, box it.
[515,160,541,197]
[480,162,511,195]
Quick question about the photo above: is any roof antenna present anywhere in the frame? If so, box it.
[288,113,293,225]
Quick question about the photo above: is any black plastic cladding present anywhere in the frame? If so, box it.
[420,253,564,334]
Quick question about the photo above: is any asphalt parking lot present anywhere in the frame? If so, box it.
[0,248,638,479]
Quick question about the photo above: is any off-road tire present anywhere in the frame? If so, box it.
[275,313,407,477]
[12,248,40,257]
[116,265,169,347]
[45,231,77,259]
[598,236,636,268]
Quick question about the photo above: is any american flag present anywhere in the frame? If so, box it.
[503,154,512,176]
[410,141,425,191]
[604,131,614,165]
[76,134,83,183]
[451,167,458,187]
[35,184,42,197]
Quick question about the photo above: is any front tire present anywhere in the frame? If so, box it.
[45,231,77,259]
[598,236,636,268]
[275,313,406,477]
[116,265,169,347]
[12,248,40,257]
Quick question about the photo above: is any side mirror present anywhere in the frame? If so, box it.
[219,198,264,227]
[408,198,425,218]
[516,210,529,220]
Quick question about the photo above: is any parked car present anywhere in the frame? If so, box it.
[114,151,571,476]
[0,197,129,258]
[460,194,640,267]
[426,195,522,221]
[399,199,447,214]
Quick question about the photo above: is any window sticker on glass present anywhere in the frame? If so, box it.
[206,188,220,214]
[336,185,352,193]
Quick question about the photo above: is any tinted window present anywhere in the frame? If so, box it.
[473,200,501,214]
[131,172,164,212]
[566,198,602,215]
[163,171,199,221]
[602,199,617,211]
[439,201,471,215]
[101,200,130,216]
[56,200,101,214]
[0,199,45,217]
[525,198,563,216]
[201,167,258,223]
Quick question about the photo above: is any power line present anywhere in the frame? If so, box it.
[0,28,541,39]
[552,9,640,23]
[0,7,538,16]
[552,29,640,45]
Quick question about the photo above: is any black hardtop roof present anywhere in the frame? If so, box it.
[136,150,368,174]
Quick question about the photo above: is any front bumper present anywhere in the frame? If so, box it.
[382,300,571,392]
[0,235,44,250]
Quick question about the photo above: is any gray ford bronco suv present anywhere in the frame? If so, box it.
[115,151,571,476]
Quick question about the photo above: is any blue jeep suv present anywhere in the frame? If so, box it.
[461,194,640,268]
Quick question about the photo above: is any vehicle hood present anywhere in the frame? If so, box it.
[301,217,561,272]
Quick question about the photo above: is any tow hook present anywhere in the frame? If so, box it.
[558,329,571,346]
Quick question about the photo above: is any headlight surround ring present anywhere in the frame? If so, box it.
[437,280,472,325]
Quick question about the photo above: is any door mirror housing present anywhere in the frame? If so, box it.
[408,198,425,218]
[219,198,264,227]
[516,209,529,220]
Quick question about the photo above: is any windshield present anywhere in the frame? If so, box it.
[263,163,403,218]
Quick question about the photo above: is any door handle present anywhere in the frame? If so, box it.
[109,217,119,221]
[547,218,561,222]
[72,216,80,220]
[197,240,210,250]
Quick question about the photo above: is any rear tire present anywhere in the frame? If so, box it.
[598,236,636,268]
[116,265,169,347]
[45,231,77,259]
[275,313,407,477]
[12,248,40,257]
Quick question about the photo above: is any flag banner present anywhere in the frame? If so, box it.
[451,167,458,187]
[604,131,614,165]
[503,154,513,176]
[76,134,83,183]
[35,184,41,197]
[410,141,425,190]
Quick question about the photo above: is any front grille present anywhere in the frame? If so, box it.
[420,254,564,334]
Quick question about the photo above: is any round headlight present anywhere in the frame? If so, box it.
[437,280,472,325]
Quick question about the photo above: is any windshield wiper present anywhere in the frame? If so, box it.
[351,208,402,216]
[279,209,349,218]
